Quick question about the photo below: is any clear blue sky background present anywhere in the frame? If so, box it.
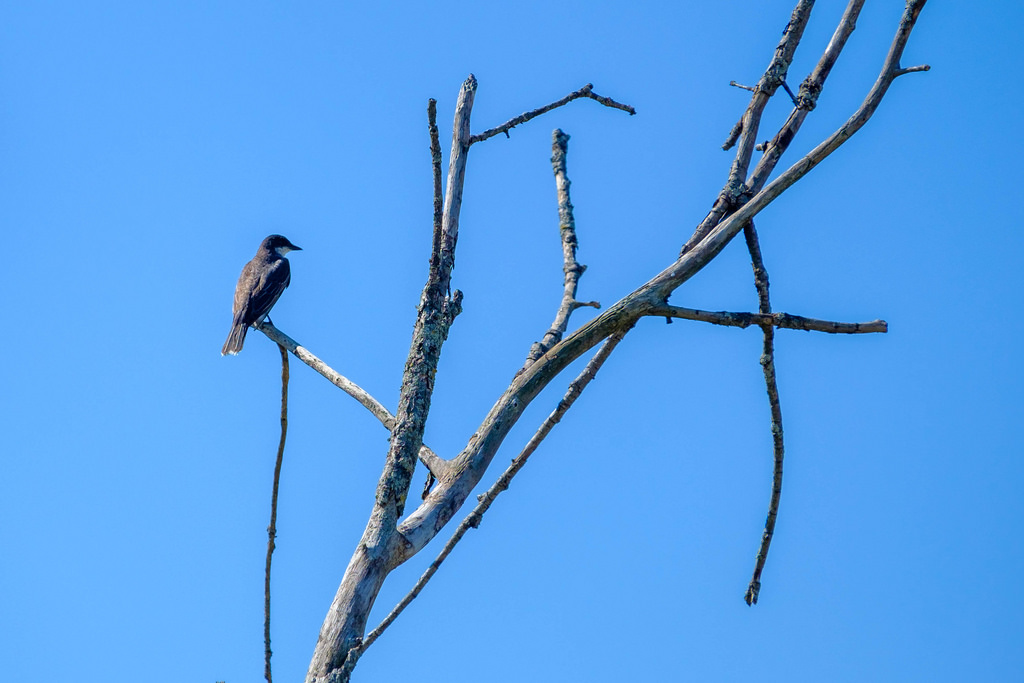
[2,2,1021,681]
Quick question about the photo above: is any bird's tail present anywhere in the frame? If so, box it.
[221,322,248,356]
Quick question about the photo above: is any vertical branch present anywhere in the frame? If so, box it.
[525,129,599,367]
[378,78,473,527]
[742,223,784,606]
[427,98,444,285]
[306,76,475,683]
[265,344,289,682]
[422,97,445,499]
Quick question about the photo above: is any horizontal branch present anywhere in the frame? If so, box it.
[895,64,930,76]
[256,322,446,476]
[646,305,887,334]
[469,83,634,145]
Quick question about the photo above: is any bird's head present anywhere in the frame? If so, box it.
[262,234,302,257]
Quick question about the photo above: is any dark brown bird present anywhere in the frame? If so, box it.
[222,234,302,355]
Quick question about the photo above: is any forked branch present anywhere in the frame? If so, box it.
[293,2,928,679]
[340,332,627,678]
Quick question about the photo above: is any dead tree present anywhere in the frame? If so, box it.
[255,1,930,680]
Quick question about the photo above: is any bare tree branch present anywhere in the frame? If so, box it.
[646,305,886,334]
[342,330,628,676]
[692,0,815,253]
[650,0,929,302]
[300,3,929,678]
[524,129,600,370]
[398,0,925,566]
[306,74,475,682]
[264,344,289,683]
[895,64,930,76]
[745,0,866,196]
[256,322,446,477]
[741,222,785,606]
[428,98,444,285]
[258,323,390,424]
[420,97,447,500]
[469,83,635,145]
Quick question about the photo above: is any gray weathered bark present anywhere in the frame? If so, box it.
[251,2,932,680]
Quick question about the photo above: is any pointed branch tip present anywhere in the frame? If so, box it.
[895,64,931,76]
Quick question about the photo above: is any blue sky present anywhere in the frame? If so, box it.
[2,1,1022,681]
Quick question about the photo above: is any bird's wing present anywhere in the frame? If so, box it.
[232,260,259,319]
[244,258,291,325]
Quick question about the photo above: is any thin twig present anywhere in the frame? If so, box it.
[741,222,784,606]
[351,331,627,661]
[895,64,930,76]
[264,344,289,683]
[780,80,798,105]
[646,304,887,334]
[524,129,600,369]
[428,98,444,285]
[469,84,634,145]
[256,322,446,476]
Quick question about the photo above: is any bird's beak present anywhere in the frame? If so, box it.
[291,245,303,251]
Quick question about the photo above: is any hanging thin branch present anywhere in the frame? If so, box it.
[741,222,785,606]
[264,344,289,683]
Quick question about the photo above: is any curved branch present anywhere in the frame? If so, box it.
[470,84,634,145]
[741,222,784,606]
[264,344,289,683]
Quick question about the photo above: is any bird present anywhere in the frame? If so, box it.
[222,234,302,355]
